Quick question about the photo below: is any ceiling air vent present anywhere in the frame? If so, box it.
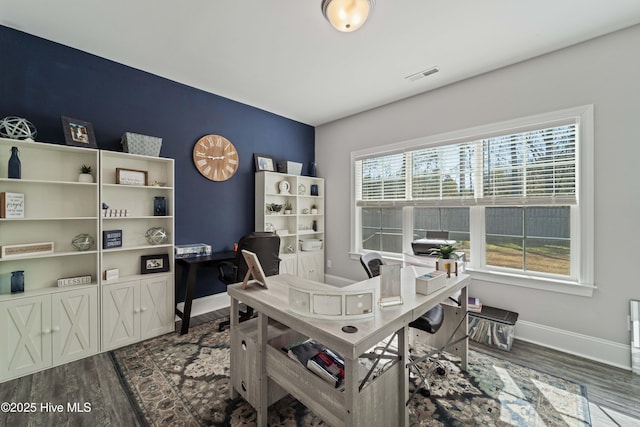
[405,66,439,82]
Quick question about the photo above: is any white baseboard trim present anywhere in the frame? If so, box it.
[515,320,631,371]
[175,292,230,321]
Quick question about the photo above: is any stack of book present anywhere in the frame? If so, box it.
[284,338,345,389]
[468,297,482,312]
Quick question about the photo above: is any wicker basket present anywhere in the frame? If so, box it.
[121,132,162,157]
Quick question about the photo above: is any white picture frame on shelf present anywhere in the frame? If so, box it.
[116,168,148,186]
[0,242,54,259]
[0,192,24,218]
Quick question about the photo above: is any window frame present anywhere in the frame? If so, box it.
[350,105,594,296]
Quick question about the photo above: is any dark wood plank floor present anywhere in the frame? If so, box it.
[1,309,638,426]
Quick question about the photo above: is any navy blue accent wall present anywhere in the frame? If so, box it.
[0,26,315,300]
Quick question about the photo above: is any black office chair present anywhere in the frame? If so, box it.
[218,232,281,331]
[360,251,385,279]
[359,252,448,398]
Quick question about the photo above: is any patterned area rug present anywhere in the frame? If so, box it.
[110,319,591,426]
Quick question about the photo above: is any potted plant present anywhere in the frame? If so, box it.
[429,244,459,276]
[78,165,94,183]
[284,202,292,215]
[310,204,318,215]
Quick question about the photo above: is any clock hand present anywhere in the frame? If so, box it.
[206,155,225,160]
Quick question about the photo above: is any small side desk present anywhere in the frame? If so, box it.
[175,250,236,334]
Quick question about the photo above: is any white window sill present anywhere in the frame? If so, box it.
[350,252,595,297]
[464,268,595,297]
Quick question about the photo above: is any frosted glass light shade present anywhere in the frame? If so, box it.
[321,0,374,32]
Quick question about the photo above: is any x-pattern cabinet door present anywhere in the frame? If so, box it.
[0,295,52,380]
[102,280,140,351]
[140,275,173,340]
[52,288,98,365]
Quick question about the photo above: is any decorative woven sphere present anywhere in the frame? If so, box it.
[145,227,168,245]
[72,233,95,251]
[0,116,37,140]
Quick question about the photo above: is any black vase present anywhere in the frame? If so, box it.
[8,146,21,179]
[11,270,24,293]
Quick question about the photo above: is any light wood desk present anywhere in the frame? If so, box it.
[227,268,470,427]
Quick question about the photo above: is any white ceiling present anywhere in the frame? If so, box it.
[2,0,640,126]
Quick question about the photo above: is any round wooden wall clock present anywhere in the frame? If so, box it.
[192,134,239,181]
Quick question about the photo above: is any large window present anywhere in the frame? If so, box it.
[352,106,594,293]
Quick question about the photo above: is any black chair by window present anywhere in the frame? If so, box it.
[359,252,454,399]
[218,232,280,331]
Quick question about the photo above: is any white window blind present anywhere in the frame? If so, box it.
[355,122,577,207]
[355,152,405,205]
[480,124,576,205]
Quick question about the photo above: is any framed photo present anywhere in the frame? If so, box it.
[254,153,275,172]
[116,168,148,186]
[61,116,98,148]
[141,254,170,274]
[241,249,268,289]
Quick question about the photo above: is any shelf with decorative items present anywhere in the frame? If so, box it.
[255,171,324,282]
[0,138,100,300]
[99,150,174,282]
[99,150,174,351]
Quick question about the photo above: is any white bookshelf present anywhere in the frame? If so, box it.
[255,171,324,282]
[0,139,176,382]
[0,137,100,381]
[99,150,175,351]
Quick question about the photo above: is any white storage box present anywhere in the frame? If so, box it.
[415,270,447,295]
[121,132,162,157]
[299,239,322,251]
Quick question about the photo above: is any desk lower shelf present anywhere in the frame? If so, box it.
[231,317,402,427]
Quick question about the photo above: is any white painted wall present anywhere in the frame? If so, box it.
[316,24,640,369]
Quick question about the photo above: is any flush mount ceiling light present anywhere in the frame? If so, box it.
[321,0,375,32]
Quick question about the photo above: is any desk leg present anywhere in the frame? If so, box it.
[399,325,409,427]
[460,285,468,371]
[229,297,240,400]
[180,263,199,335]
[256,312,268,427]
[343,357,356,426]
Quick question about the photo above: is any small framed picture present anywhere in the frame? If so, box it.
[116,168,148,186]
[254,153,276,172]
[61,116,98,148]
[141,254,170,274]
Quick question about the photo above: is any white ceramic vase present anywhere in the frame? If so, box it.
[78,173,94,183]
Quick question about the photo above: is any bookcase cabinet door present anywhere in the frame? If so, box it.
[298,252,324,283]
[0,295,52,380]
[52,287,99,365]
[102,280,140,351]
[140,274,174,340]
[279,254,297,275]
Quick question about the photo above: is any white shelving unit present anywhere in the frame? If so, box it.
[255,171,324,282]
[0,138,176,382]
[99,150,175,351]
[0,137,100,381]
